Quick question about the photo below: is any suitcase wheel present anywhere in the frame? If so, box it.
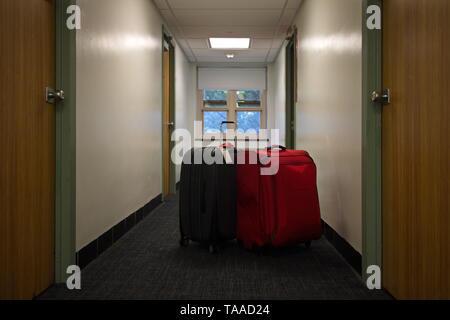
[304,240,312,249]
[180,237,190,247]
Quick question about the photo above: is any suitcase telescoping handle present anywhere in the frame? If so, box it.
[220,121,235,133]
[220,121,236,149]
[266,145,287,151]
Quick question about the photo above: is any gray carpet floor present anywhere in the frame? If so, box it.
[40,194,389,300]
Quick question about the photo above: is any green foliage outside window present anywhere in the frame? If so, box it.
[236,90,260,101]
[237,111,261,134]
[202,90,263,134]
[204,90,228,101]
[204,111,227,133]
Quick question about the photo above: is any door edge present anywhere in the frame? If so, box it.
[285,26,297,149]
[361,0,383,282]
[55,0,77,284]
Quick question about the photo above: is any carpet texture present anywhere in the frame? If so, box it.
[40,194,389,300]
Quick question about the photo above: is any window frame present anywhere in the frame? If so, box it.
[197,89,267,141]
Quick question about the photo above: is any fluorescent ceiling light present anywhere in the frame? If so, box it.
[209,38,250,49]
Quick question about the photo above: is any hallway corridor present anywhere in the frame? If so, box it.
[40,195,388,300]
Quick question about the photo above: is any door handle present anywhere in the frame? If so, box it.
[46,87,65,104]
[167,121,175,128]
[371,89,391,105]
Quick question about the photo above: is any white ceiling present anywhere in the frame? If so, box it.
[153,0,302,64]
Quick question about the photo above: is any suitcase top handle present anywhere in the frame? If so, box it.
[266,145,287,152]
[220,121,236,133]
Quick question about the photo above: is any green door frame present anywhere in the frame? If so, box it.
[53,1,385,285]
[285,27,297,149]
[55,0,76,283]
[362,0,383,281]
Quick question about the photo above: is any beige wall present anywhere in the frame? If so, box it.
[174,45,197,182]
[267,45,286,145]
[76,0,194,250]
[293,0,363,252]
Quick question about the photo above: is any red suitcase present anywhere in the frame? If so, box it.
[236,146,322,249]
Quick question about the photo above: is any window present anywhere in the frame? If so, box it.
[204,111,228,133]
[203,90,227,108]
[199,89,266,136]
[237,111,261,134]
[236,90,261,108]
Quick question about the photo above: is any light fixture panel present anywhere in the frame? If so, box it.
[209,38,250,49]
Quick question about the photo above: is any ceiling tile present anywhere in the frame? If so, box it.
[186,39,209,49]
[160,9,178,25]
[191,48,268,57]
[197,61,268,68]
[167,0,287,10]
[155,0,304,63]
[191,49,269,63]
[280,9,297,22]
[286,0,303,9]
[172,10,282,27]
[180,26,275,38]
[195,56,268,63]
[250,39,274,49]
[276,25,290,37]
[153,0,169,9]
[234,58,268,63]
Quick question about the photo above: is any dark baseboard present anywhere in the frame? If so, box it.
[76,193,162,269]
[321,220,362,275]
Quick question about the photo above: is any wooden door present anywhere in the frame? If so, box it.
[162,49,171,197]
[382,0,450,299]
[0,0,56,299]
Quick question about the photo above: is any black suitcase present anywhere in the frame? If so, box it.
[179,146,237,253]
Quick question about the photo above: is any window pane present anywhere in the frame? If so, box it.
[236,90,260,101]
[204,90,228,101]
[203,90,228,108]
[236,90,261,108]
[237,111,261,134]
[204,111,228,133]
